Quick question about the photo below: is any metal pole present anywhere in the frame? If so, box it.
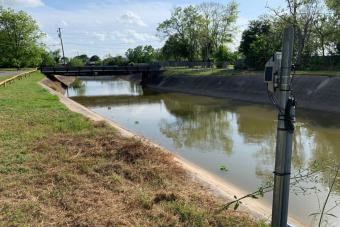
[271,26,295,227]
[58,28,66,66]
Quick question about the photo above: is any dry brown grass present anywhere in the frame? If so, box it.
[1,121,257,226]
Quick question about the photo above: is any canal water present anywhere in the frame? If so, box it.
[68,78,340,227]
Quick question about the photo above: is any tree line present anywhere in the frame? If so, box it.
[1,0,339,70]
[240,0,340,69]
[49,45,159,67]
[157,1,238,63]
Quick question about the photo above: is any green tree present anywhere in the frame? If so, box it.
[326,0,340,15]
[157,6,203,61]
[312,14,338,56]
[77,54,89,63]
[40,50,58,67]
[161,34,189,61]
[239,18,281,69]
[214,45,238,65]
[89,55,100,62]
[125,45,157,63]
[0,7,44,68]
[102,55,127,66]
[325,0,340,54]
[71,54,90,65]
[69,57,85,67]
[51,50,61,65]
[88,55,101,65]
[157,1,238,62]
[198,1,238,61]
[269,0,325,66]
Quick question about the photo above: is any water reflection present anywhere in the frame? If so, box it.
[70,79,340,226]
[68,79,143,97]
[160,96,233,154]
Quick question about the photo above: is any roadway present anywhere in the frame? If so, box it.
[0,70,29,77]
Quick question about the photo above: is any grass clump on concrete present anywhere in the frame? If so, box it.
[0,72,259,226]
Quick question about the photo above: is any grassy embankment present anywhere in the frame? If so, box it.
[163,67,340,77]
[0,68,34,72]
[294,70,340,76]
[0,76,13,82]
[162,67,261,77]
[0,72,262,226]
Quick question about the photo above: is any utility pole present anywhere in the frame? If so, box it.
[271,26,295,227]
[58,28,66,66]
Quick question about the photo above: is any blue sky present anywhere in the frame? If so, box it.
[1,0,284,58]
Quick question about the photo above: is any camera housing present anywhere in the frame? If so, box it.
[264,52,282,93]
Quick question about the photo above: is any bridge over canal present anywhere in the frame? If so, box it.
[41,65,161,76]
[41,65,162,86]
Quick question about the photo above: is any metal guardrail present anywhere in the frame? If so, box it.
[0,69,37,87]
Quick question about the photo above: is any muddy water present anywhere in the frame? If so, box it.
[68,79,340,227]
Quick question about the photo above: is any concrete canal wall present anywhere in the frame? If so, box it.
[146,74,340,113]
[47,72,340,113]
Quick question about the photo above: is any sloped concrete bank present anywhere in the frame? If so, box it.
[146,74,340,113]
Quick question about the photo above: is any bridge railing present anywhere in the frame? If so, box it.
[41,64,161,74]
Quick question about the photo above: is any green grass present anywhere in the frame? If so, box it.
[165,201,206,226]
[0,73,261,226]
[0,73,96,225]
[0,73,93,175]
[294,70,340,77]
[0,75,13,82]
[0,68,35,72]
[163,67,262,77]
[163,67,340,77]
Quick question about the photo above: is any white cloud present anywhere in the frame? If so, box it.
[119,11,147,27]
[125,29,157,42]
[84,30,158,44]
[22,1,171,56]
[92,32,107,42]
[60,20,69,27]
[95,19,102,25]
[42,33,60,50]
[111,29,158,44]
[1,0,44,7]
